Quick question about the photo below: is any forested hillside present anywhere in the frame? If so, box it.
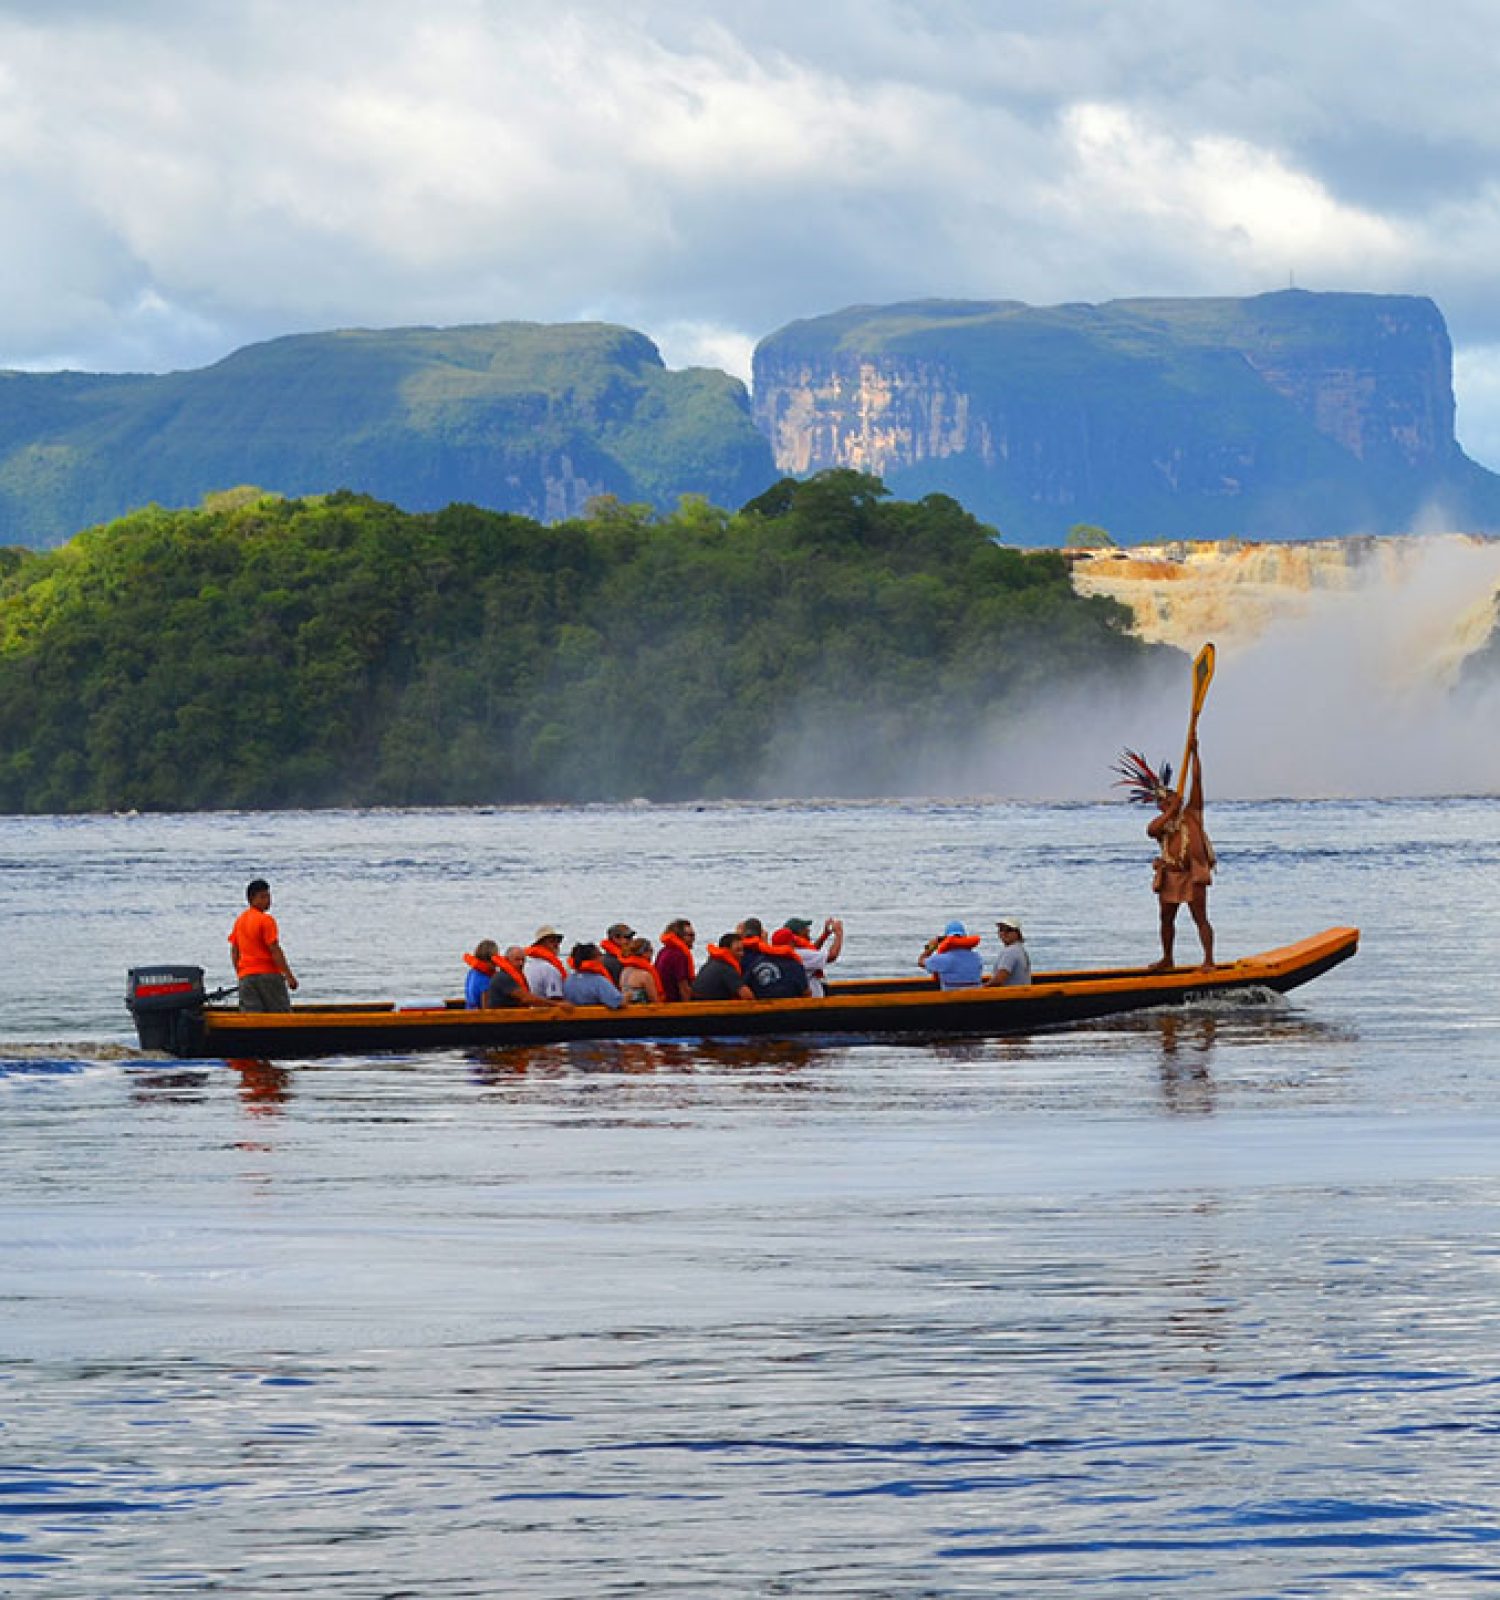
[0,475,1167,812]
[0,321,775,548]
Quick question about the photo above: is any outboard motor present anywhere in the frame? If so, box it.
[126,965,207,1057]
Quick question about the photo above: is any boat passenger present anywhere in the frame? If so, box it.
[599,923,635,983]
[463,939,500,1008]
[229,878,299,1012]
[919,921,984,989]
[772,916,844,997]
[523,926,569,1001]
[562,943,625,1008]
[618,937,664,1005]
[735,915,774,976]
[739,917,809,999]
[655,918,697,1002]
[985,918,1032,987]
[691,933,754,1002]
[484,946,540,1008]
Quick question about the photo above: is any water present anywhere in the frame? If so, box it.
[3,797,1500,1595]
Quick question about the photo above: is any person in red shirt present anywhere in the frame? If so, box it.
[229,878,298,1012]
[654,918,697,1002]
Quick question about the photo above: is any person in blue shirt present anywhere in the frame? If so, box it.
[562,943,625,1009]
[918,920,985,989]
[463,940,501,1008]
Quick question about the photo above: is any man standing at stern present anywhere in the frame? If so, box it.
[229,878,298,1012]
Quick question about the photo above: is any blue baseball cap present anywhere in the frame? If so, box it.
[943,920,967,937]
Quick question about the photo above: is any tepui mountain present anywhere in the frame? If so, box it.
[2,289,1497,548]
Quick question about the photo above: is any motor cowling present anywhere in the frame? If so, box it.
[126,965,207,1056]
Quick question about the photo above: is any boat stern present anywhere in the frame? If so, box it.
[126,965,209,1057]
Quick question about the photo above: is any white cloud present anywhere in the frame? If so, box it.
[0,0,1497,405]
[1452,345,1500,471]
[1060,102,1409,276]
[649,320,756,382]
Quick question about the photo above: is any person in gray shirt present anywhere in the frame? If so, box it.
[986,918,1032,987]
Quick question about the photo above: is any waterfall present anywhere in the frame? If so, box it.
[1070,535,1500,690]
[974,535,1500,800]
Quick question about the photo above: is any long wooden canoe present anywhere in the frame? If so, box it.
[128,927,1357,1060]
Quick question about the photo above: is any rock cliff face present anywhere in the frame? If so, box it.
[753,292,1500,542]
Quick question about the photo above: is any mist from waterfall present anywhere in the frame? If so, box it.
[977,535,1500,800]
[763,534,1500,802]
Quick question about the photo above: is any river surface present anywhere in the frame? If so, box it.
[3,797,1499,1596]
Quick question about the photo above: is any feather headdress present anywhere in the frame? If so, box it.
[1112,748,1173,805]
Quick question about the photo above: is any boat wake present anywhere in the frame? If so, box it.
[0,1040,153,1081]
[1171,984,1289,1012]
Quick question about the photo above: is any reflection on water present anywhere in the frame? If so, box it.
[127,1066,213,1100]
[1156,1011,1220,1116]
[927,1037,995,1066]
[471,1035,823,1088]
[229,1057,292,1110]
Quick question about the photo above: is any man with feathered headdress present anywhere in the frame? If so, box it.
[1114,736,1216,970]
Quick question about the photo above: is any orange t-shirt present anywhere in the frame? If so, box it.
[230,905,281,977]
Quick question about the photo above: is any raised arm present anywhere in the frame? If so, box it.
[1184,736,1205,816]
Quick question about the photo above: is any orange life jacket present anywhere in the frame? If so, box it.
[492,955,530,994]
[661,931,696,978]
[526,943,567,977]
[619,955,661,1000]
[571,958,615,982]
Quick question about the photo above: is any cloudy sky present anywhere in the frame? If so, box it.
[6,0,1500,461]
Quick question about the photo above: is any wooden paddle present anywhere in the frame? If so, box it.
[1174,642,1216,799]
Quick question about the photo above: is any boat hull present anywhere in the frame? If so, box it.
[151,927,1358,1061]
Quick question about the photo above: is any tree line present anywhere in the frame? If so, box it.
[0,472,1168,812]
